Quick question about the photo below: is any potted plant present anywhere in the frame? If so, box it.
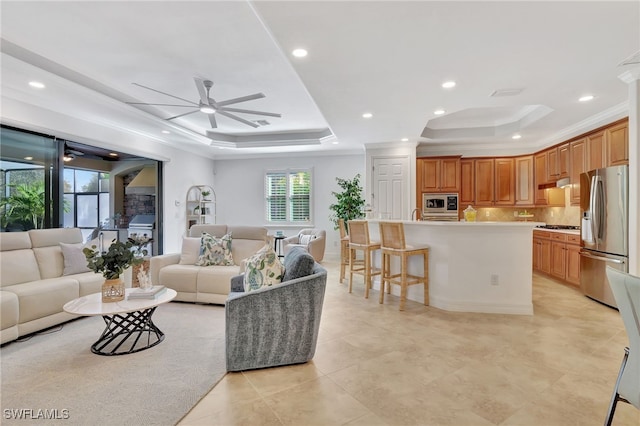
[201,190,211,201]
[127,233,154,288]
[329,174,365,231]
[84,240,143,302]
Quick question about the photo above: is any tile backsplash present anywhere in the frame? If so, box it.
[471,188,580,226]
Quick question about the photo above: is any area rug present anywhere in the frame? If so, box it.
[0,302,227,425]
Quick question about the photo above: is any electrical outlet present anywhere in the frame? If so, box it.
[485,211,490,217]
[514,211,519,217]
[551,211,554,217]
[490,274,499,286]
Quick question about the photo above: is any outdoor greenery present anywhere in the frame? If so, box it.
[0,182,48,230]
[329,174,365,230]
[83,239,143,279]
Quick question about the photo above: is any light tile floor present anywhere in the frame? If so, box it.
[179,259,639,426]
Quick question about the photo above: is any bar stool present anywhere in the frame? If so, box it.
[347,220,381,298]
[378,221,429,311]
[338,219,350,283]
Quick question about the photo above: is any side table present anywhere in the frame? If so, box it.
[273,235,286,259]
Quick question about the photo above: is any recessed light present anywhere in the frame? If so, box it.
[512,134,522,140]
[362,112,373,119]
[442,81,456,89]
[108,152,119,157]
[292,48,308,58]
[29,81,45,89]
[434,109,446,115]
[401,138,409,142]
[332,141,339,145]
[579,95,594,102]
[24,156,33,160]
[161,130,170,134]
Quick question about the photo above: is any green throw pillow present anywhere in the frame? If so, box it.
[196,232,234,266]
[244,245,285,292]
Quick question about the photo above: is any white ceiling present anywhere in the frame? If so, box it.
[1,1,639,158]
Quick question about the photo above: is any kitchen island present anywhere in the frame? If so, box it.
[367,220,544,315]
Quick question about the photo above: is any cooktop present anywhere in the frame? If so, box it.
[536,225,580,230]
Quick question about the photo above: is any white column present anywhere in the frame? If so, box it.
[619,69,640,274]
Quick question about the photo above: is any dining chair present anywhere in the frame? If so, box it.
[338,219,350,283]
[604,266,640,426]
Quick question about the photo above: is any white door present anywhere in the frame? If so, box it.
[372,157,409,220]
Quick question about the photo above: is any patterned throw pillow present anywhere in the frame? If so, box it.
[244,245,285,292]
[196,232,234,266]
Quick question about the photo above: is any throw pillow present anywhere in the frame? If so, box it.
[299,234,315,246]
[60,242,91,275]
[283,246,315,281]
[179,237,201,265]
[243,245,285,292]
[196,232,234,266]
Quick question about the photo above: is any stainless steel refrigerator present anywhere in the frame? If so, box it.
[580,165,629,308]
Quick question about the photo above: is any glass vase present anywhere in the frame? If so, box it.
[102,278,125,303]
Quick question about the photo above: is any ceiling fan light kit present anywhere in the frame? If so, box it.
[128,77,281,130]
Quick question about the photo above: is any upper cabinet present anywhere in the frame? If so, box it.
[587,130,606,171]
[605,121,628,167]
[474,158,515,206]
[460,159,475,205]
[417,156,460,193]
[515,155,535,206]
[546,143,569,183]
[569,138,587,205]
[534,152,548,205]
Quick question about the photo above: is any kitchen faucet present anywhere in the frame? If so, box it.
[411,208,422,221]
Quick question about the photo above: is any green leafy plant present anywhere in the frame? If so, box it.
[0,182,47,229]
[83,240,143,279]
[329,174,365,230]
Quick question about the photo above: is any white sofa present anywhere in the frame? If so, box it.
[0,228,104,344]
[150,225,268,305]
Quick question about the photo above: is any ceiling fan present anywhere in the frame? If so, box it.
[127,77,281,129]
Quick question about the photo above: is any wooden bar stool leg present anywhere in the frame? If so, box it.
[364,248,371,299]
[423,252,429,306]
[348,247,354,293]
[400,253,408,311]
[379,253,386,304]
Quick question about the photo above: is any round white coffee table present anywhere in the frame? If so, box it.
[63,288,177,356]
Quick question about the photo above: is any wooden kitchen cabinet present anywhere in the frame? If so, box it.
[460,159,475,205]
[533,230,581,286]
[474,158,494,206]
[587,130,606,171]
[533,231,552,275]
[534,152,548,205]
[558,143,569,179]
[566,238,581,286]
[515,155,534,206]
[569,138,587,205]
[474,158,514,206]
[605,121,628,166]
[494,158,515,205]
[545,143,569,182]
[417,156,460,193]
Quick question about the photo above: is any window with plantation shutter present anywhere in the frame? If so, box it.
[265,169,311,224]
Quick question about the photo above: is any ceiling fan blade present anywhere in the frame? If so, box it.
[132,83,198,106]
[217,110,259,128]
[216,93,265,107]
[126,102,196,107]
[193,77,210,105]
[208,113,218,129]
[218,107,281,118]
[165,109,200,120]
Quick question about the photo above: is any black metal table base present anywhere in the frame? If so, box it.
[92,307,165,356]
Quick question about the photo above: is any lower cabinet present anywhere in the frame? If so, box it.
[533,230,580,286]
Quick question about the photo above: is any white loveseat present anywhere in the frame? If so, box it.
[0,228,104,344]
[150,225,268,305]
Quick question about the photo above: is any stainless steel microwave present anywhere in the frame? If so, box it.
[422,193,459,217]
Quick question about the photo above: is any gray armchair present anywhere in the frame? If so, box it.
[225,247,327,372]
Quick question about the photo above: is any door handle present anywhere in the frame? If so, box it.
[579,251,625,264]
